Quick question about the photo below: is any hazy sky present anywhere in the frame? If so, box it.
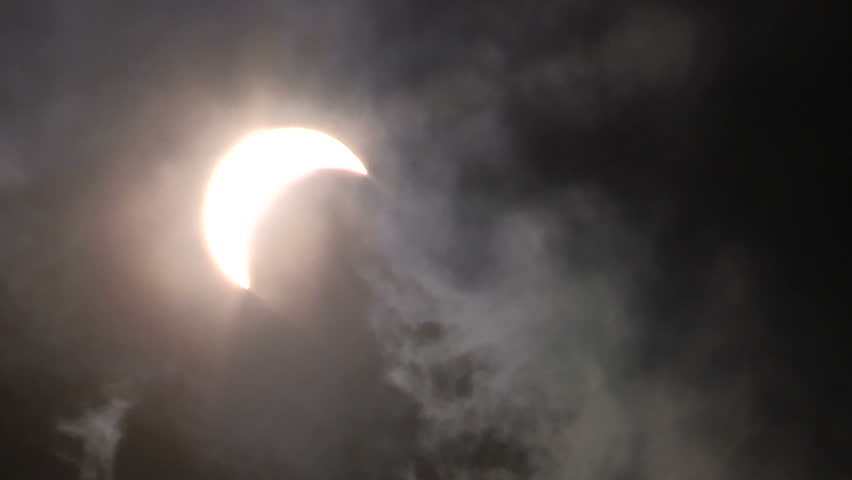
[1,2,848,479]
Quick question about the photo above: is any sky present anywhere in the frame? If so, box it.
[1,1,849,479]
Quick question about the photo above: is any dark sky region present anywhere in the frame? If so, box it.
[1,1,849,479]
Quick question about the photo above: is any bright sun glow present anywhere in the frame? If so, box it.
[202,127,367,289]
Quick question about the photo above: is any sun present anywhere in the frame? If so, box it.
[201,128,367,289]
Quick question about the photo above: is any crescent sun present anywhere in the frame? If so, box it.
[202,127,367,289]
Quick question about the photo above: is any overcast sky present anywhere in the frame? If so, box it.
[1,2,848,479]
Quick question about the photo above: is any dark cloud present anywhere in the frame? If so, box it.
[1,1,847,479]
